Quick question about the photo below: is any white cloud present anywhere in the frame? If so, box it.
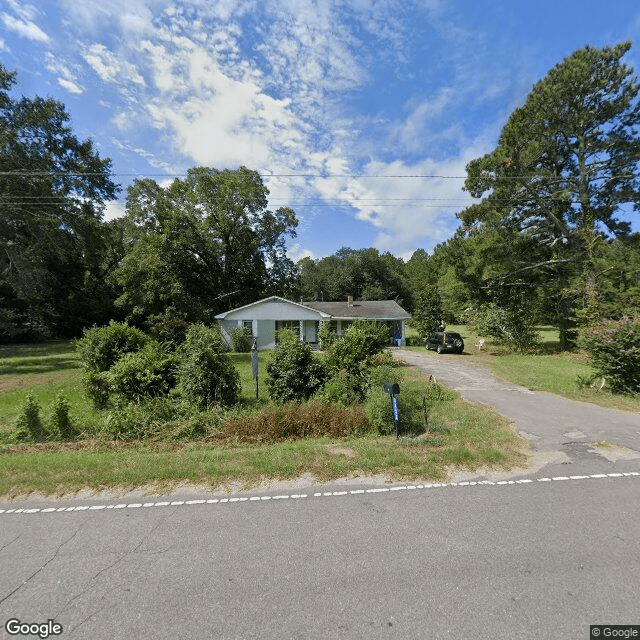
[1,12,50,43]
[309,140,494,258]
[45,53,85,94]
[103,200,126,222]
[54,0,495,257]
[287,243,316,263]
[57,78,84,94]
[83,43,146,86]
[59,0,157,37]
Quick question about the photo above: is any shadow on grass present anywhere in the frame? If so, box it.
[0,356,79,376]
[0,341,75,358]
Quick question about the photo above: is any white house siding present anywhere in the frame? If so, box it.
[217,298,325,350]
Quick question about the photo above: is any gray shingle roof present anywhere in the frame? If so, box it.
[303,300,410,320]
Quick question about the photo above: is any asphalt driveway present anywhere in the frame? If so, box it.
[394,349,640,471]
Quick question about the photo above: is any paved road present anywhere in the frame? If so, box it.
[2,350,639,639]
[1,462,639,640]
[394,349,640,470]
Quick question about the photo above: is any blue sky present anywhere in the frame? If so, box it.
[2,0,640,261]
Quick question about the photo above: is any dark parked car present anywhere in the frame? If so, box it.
[426,331,464,354]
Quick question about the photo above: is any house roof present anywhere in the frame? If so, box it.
[303,299,411,320]
[214,296,331,319]
[215,296,411,321]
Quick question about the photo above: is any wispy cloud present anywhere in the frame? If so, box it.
[45,53,85,94]
[51,0,531,256]
[1,10,50,44]
[82,43,146,86]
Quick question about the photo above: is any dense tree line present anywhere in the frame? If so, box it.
[0,65,119,339]
[2,42,639,351]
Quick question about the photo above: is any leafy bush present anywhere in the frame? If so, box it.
[230,326,254,352]
[581,316,640,395]
[109,342,179,402]
[14,393,46,442]
[76,321,148,372]
[149,313,189,351]
[48,392,77,441]
[315,370,361,407]
[83,371,111,409]
[220,401,369,443]
[318,321,338,350]
[325,320,390,397]
[266,330,328,403]
[103,397,178,440]
[178,324,240,409]
[366,351,401,389]
[470,304,539,353]
[411,285,444,340]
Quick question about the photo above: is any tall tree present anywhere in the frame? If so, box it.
[462,42,640,348]
[298,247,412,308]
[0,65,119,340]
[115,167,298,325]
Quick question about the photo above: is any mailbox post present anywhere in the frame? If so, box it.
[251,338,259,400]
[383,383,400,439]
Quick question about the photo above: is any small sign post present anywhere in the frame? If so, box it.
[383,383,400,439]
[251,338,259,400]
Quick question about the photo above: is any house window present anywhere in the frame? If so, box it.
[243,320,253,335]
[275,320,300,340]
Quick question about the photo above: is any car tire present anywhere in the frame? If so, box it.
[453,338,463,351]
[436,345,444,354]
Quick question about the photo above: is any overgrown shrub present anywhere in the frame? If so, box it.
[109,342,179,402]
[325,320,390,396]
[83,371,111,409]
[315,370,361,407]
[103,397,224,441]
[103,397,177,440]
[366,351,401,389]
[318,321,338,350]
[149,313,189,351]
[13,393,46,442]
[76,321,148,372]
[266,330,328,403]
[230,326,254,352]
[48,392,77,441]
[178,324,240,409]
[581,316,640,395]
[220,401,369,443]
[411,285,444,340]
[470,304,539,353]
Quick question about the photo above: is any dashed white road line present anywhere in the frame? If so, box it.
[1,472,638,516]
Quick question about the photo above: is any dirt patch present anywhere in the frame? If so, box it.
[0,372,75,394]
[587,442,640,462]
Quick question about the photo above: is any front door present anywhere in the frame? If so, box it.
[304,320,317,343]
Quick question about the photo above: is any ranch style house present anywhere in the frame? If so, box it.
[215,296,411,350]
